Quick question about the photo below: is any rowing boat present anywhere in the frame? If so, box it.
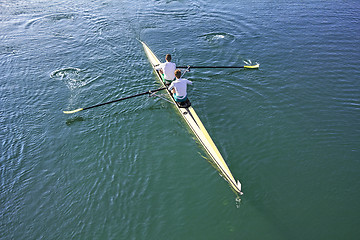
[140,40,243,195]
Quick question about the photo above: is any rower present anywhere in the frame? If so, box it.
[168,69,192,107]
[155,54,176,85]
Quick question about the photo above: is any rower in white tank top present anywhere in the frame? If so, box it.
[155,54,176,84]
[168,69,193,102]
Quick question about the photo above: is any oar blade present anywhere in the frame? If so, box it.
[244,64,260,69]
[63,108,84,114]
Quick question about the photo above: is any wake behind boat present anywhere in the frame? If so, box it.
[140,40,243,195]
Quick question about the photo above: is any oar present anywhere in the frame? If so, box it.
[63,87,167,114]
[177,64,259,69]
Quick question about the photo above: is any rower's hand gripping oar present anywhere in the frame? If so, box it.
[63,87,167,114]
[177,64,260,69]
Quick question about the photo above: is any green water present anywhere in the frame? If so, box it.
[1,0,359,239]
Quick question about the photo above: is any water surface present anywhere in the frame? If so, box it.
[1,0,359,239]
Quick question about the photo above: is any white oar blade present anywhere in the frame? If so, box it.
[63,108,83,114]
[244,64,259,69]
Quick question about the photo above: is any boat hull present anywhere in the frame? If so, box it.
[140,41,242,194]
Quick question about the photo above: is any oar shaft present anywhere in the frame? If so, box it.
[177,65,258,69]
[63,87,166,114]
[83,87,166,111]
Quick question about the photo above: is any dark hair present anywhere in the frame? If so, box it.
[174,69,181,78]
[165,54,171,61]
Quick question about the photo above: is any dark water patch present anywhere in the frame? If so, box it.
[0,45,18,55]
[65,116,86,126]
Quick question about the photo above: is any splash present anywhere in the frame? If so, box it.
[50,67,90,91]
[243,59,252,65]
[212,34,225,40]
[200,32,235,45]
[243,59,259,66]
[235,195,242,208]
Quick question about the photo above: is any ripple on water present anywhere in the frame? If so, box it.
[152,0,202,19]
[25,13,77,29]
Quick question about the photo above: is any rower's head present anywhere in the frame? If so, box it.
[174,69,182,79]
[165,54,172,62]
